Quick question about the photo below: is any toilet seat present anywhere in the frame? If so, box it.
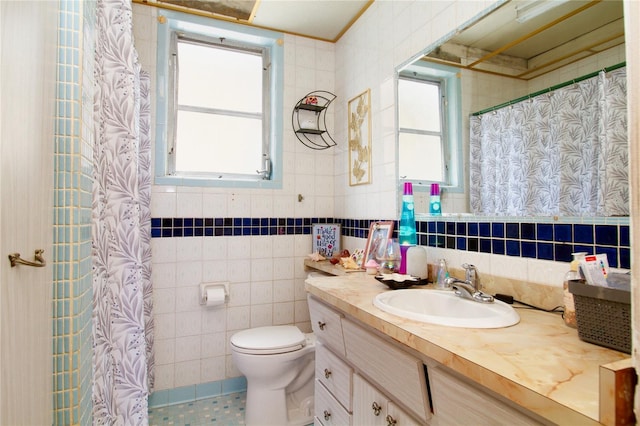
[231,325,306,355]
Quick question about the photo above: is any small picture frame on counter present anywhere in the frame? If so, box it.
[362,221,394,266]
[312,224,341,257]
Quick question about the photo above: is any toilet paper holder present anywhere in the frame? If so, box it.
[199,282,229,306]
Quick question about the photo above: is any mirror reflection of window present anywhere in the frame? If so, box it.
[397,61,462,194]
[398,76,444,183]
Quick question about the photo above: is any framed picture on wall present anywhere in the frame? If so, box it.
[312,224,341,257]
[348,89,372,186]
[362,221,394,266]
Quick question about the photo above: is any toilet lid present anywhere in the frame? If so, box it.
[231,326,306,355]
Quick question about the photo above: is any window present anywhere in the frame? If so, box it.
[398,76,444,182]
[156,11,284,188]
[397,62,462,192]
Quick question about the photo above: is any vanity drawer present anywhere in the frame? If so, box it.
[308,296,346,356]
[342,319,430,424]
[316,342,352,411]
[315,379,351,426]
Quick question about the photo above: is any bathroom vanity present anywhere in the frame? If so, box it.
[305,269,633,425]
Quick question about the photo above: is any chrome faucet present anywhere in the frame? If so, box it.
[445,263,494,303]
[464,263,479,290]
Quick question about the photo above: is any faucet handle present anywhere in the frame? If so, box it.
[461,263,480,289]
[461,263,476,277]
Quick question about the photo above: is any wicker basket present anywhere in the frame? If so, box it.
[568,280,630,354]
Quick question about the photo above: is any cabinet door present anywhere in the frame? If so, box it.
[386,402,422,426]
[343,319,430,423]
[353,374,388,426]
[429,367,543,425]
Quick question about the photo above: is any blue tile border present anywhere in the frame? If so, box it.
[150,217,630,269]
[151,217,335,237]
[418,218,629,268]
[149,377,248,409]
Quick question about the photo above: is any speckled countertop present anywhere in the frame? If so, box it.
[305,269,631,425]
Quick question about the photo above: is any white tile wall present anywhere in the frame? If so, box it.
[202,332,226,358]
[274,302,295,325]
[202,307,226,334]
[201,356,226,383]
[202,192,228,217]
[175,336,200,362]
[175,360,201,387]
[229,282,251,307]
[154,338,175,365]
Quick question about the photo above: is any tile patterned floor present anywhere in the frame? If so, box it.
[148,392,246,425]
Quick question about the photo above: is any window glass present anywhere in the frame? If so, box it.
[397,61,462,192]
[175,111,261,174]
[155,10,283,188]
[398,79,441,131]
[399,133,443,181]
[177,41,262,112]
[398,76,446,182]
[174,38,263,176]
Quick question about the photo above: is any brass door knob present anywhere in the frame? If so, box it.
[323,410,331,421]
[371,401,382,416]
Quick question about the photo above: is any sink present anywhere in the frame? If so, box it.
[373,289,520,328]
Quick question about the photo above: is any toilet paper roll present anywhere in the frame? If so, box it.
[205,287,226,307]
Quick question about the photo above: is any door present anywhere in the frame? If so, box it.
[1,1,57,424]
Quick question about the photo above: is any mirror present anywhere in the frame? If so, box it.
[398,0,626,218]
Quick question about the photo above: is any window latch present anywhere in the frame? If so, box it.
[257,154,272,180]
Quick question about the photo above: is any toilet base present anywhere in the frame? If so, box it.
[244,385,314,426]
[285,378,314,426]
[244,387,284,426]
[286,396,314,426]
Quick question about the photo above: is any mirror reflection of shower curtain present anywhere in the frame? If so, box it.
[470,67,628,216]
[92,0,154,423]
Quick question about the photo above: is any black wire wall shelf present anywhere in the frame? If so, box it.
[292,90,337,150]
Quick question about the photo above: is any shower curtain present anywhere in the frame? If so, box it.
[469,67,628,216]
[92,0,154,423]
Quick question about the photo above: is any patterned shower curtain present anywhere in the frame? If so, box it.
[470,67,628,216]
[92,0,154,423]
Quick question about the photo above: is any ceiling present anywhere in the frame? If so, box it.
[135,0,373,42]
[134,0,624,77]
[424,0,624,80]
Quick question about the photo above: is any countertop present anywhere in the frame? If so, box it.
[304,268,632,425]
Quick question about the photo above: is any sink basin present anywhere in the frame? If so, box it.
[373,289,520,328]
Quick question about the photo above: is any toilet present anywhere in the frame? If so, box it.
[231,325,316,426]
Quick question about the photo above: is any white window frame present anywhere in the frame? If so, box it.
[156,10,284,188]
[397,61,463,194]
